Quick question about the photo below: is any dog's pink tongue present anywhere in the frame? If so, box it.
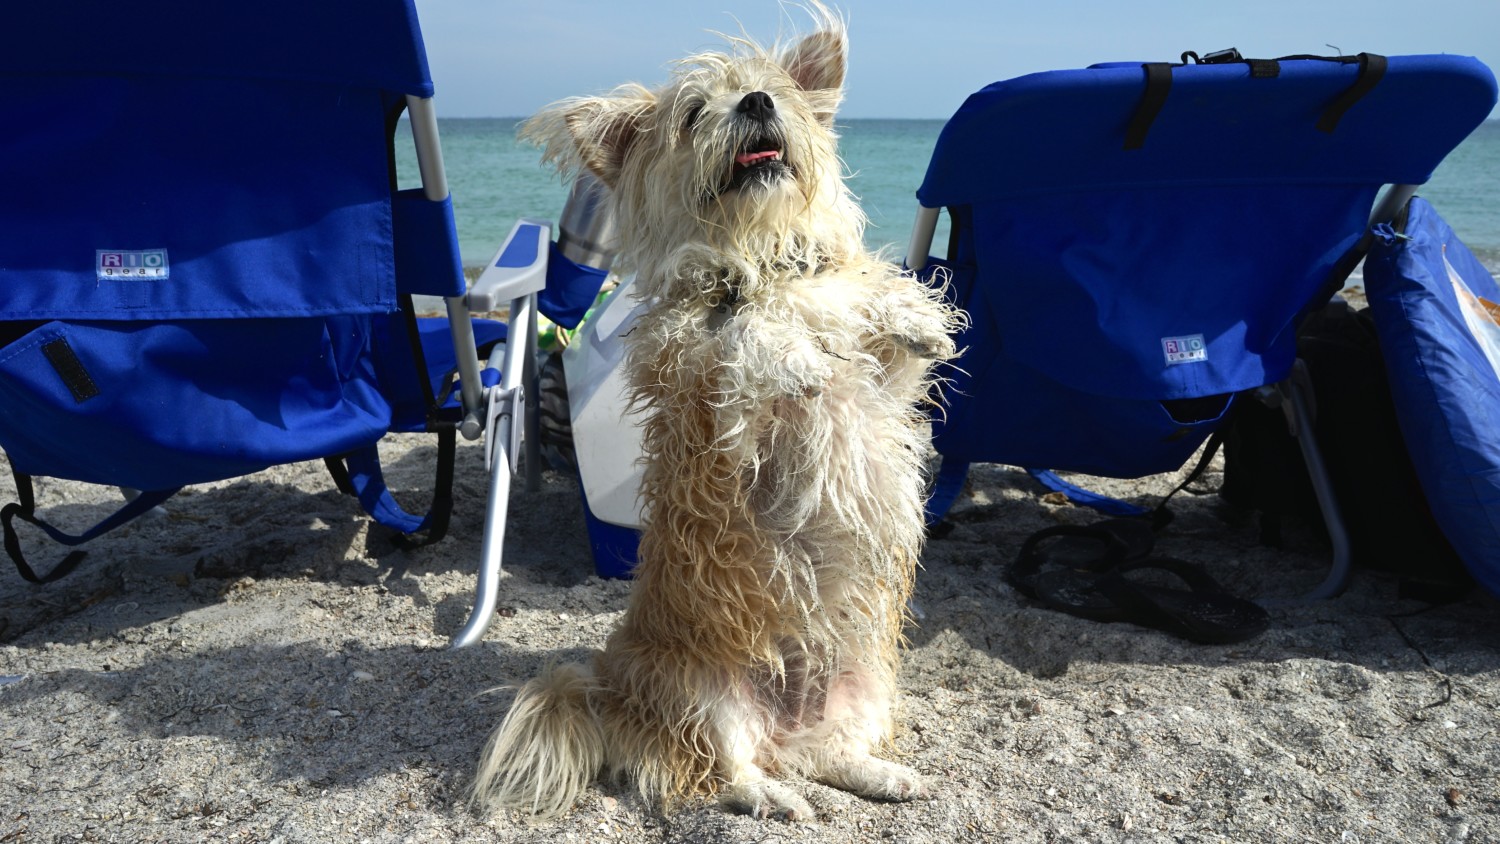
[735,150,780,166]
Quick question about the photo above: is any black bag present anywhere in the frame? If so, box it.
[1219,298,1470,593]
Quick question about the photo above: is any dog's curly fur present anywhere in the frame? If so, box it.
[471,6,964,821]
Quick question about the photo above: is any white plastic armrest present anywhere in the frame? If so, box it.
[468,218,552,312]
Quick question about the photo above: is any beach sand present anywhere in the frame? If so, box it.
[1,400,1497,842]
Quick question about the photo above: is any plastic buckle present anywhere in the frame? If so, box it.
[1200,48,1243,65]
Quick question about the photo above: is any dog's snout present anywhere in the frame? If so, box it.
[736,91,775,122]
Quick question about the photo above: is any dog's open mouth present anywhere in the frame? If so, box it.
[727,137,790,191]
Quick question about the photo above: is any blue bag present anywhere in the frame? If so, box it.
[1366,198,1500,596]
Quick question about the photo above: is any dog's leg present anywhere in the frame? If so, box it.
[861,277,961,363]
[720,773,816,821]
[794,665,929,803]
[719,315,832,399]
[714,686,816,821]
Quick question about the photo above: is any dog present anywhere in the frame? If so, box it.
[471,5,963,821]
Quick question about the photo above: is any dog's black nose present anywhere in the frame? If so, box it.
[737,91,775,122]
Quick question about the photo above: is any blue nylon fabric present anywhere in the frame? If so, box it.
[16,488,180,549]
[0,0,474,533]
[916,54,1497,480]
[345,446,430,535]
[922,458,971,523]
[394,191,467,298]
[371,315,505,435]
[3,76,397,320]
[0,319,391,490]
[1365,199,1500,595]
[1027,470,1151,518]
[538,245,611,330]
[918,55,1497,206]
[923,257,1234,478]
[970,184,1371,401]
[5,0,433,98]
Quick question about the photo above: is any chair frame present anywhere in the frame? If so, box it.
[405,97,544,647]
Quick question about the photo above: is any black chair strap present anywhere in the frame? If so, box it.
[3,468,179,584]
[1126,50,1387,149]
[1124,63,1174,150]
[392,424,457,549]
[1317,52,1387,133]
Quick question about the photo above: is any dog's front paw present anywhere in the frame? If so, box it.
[720,779,816,821]
[891,328,956,361]
[776,343,835,398]
[816,756,930,802]
[874,304,958,361]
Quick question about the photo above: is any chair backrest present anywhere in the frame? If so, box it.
[3,0,442,322]
[0,0,465,490]
[916,53,1497,476]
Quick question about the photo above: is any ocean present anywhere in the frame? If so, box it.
[399,118,1500,276]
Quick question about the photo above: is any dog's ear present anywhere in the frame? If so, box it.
[780,28,846,127]
[781,28,847,95]
[521,87,655,189]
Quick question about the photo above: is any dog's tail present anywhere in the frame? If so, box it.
[469,662,606,818]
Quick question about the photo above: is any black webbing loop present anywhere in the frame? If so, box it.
[2,504,86,584]
[0,471,84,583]
[324,455,358,496]
[1147,425,1230,531]
[1317,52,1386,133]
[1246,59,1281,78]
[3,469,179,584]
[391,424,457,549]
[1124,63,1174,150]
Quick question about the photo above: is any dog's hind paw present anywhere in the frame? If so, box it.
[816,756,930,802]
[720,780,816,822]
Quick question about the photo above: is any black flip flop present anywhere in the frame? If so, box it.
[1006,519,1156,600]
[1095,557,1270,644]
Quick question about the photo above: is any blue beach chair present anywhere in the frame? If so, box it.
[0,0,606,646]
[909,51,1498,596]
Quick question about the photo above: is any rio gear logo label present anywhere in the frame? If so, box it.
[97,249,169,281]
[1161,334,1207,365]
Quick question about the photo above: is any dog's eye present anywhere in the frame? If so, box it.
[683,104,703,131]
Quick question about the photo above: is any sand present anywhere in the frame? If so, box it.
[1,416,1497,843]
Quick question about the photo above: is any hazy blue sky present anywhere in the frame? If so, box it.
[412,0,1499,120]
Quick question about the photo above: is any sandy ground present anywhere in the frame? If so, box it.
[1,406,1497,842]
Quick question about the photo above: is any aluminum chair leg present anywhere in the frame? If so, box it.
[450,411,512,648]
[1273,361,1354,599]
[449,292,540,647]
[522,307,542,494]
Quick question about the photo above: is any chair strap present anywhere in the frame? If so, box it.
[1125,51,1387,149]
[2,469,179,584]
[1316,53,1387,133]
[324,424,457,548]
[1027,425,1229,530]
[1124,63,1174,150]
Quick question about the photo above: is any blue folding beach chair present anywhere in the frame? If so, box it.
[0,0,607,646]
[909,51,1497,596]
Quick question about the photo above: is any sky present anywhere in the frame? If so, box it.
[412,0,1500,120]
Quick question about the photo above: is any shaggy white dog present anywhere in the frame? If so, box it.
[471,6,963,821]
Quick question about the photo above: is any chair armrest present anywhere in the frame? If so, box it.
[468,218,552,312]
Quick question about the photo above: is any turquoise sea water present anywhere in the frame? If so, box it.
[399,118,1500,276]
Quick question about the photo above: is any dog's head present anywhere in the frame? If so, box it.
[522,6,863,279]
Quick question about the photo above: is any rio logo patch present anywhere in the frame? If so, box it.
[1162,334,1207,365]
[97,249,169,281]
